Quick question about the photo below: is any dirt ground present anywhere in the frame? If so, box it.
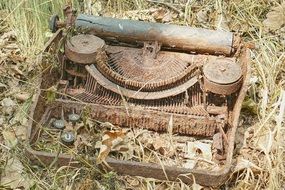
[0,0,285,189]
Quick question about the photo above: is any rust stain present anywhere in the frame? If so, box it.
[27,14,250,187]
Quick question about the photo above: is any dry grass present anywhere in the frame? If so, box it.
[0,0,285,189]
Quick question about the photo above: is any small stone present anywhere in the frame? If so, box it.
[1,98,16,115]
[1,97,16,107]
[14,92,30,102]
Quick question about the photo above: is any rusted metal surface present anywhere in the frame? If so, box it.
[25,147,230,187]
[62,34,237,136]
[75,14,235,56]
[26,15,251,187]
[203,58,242,84]
[40,101,219,136]
[49,5,76,32]
[95,46,202,91]
[203,58,243,95]
[65,34,105,64]
[51,12,237,55]
[85,64,199,100]
[204,77,243,95]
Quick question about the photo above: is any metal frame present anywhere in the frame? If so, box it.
[25,28,250,187]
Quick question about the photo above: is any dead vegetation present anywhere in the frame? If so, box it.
[0,0,285,189]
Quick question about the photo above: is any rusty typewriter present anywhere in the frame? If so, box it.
[26,6,250,187]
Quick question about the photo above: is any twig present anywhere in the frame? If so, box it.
[117,85,130,116]
[0,143,11,150]
[146,0,184,16]
[218,124,229,145]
